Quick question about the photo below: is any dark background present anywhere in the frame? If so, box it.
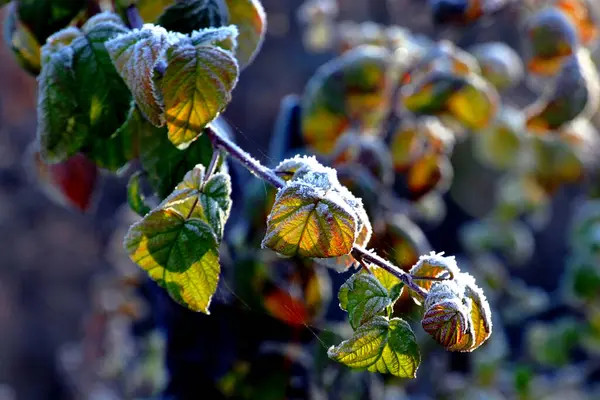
[0,0,587,398]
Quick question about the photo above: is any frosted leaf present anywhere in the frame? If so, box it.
[338,273,391,329]
[191,25,238,52]
[81,12,126,33]
[162,39,239,148]
[224,0,266,68]
[261,181,358,258]
[409,251,460,301]
[42,27,82,62]
[328,316,420,378]
[106,25,171,126]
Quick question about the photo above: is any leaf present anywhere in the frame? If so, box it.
[36,45,86,163]
[469,41,523,91]
[328,316,420,378]
[124,208,221,313]
[462,274,493,350]
[30,150,99,212]
[224,0,266,68]
[367,318,420,378]
[162,35,239,148]
[134,107,216,198]
[72,14,131,139]
[409,252,460,297]
[158,0,229,34]
[446,74,499,130]
[401,70,465,115]
[85,103,140,172]
[37,13,132,164]
[524,7,578,76]
[17,0,86,43]
[261,181,358,258]
[106,25,172,126]
[127,171,152,217]
[422,298,474,352]
[328,316,389,368]
[3,2,41,75]
[525,49,599,133]
[339,274,391,329]
[160,164,232,239]
[301,46,391,154]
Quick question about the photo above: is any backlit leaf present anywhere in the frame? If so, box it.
[162,33,239,148]
[124,208,220,313]
[446,74,499,130]
[524,7,579,76]
[338,274,391,329]
[367,318,420,378]
[525,49,599,133]
[409,252,460,300]
[158,0,229,34]
[224,0,266,68]
[328,316,420,378]
[30,150,99,212]
[422,295,474,352]
[3,3,41,75]
[328,316,388,368]
[127,171,152,217]
[106,25,171,126]
[160,164,232,239]
[132,106,216,198]
[301,45,391,154]
[462,273,493,350]
[261,181,358,258]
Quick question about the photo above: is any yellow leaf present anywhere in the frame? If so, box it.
[124,208,220,313]
[225,0,266,68]
[262,182,358,258]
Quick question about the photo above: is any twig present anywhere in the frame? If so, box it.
[205,126,429,300]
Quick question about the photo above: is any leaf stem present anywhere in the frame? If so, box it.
[205,126,429,300]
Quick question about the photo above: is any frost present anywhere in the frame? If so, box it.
[191,25,239,52]
[106,25,172,126]
[81,12,126,33]
[410,251,460,279]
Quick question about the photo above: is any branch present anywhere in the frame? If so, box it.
[205,126,429,300]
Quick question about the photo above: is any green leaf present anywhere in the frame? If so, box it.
[261,181,358,258]
[17,0,86,43]
[224,0,266,68]
[106,25,172,126]
[328,316,420,378]
[338,274,391,330]
[84,103,140,172]
[127,171,152,217]
[367,318,420,378]
[36,13,132,164]
[160,164,232,239]
[124,208,221,313]
[162,34,239,148]
[158,0,229,34]
[328,316,388,368]
[72,14,131,139]
[389,283,405,303]
[37,46,87,163]
[3,3,41,75]
[135,107,216,198]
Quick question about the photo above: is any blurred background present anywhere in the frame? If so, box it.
[1,0,600,399]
